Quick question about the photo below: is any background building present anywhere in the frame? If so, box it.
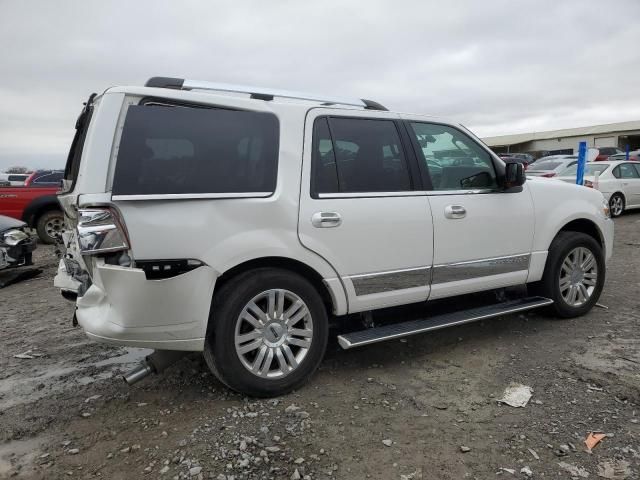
[483,120,640,157]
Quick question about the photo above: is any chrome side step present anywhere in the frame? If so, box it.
[337,296,553,350]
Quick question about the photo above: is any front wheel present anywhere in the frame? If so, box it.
[609,193,625,218]
[204,268,328,397]
[531,231,605,318]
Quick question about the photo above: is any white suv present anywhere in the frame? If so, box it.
[55,77,613,397]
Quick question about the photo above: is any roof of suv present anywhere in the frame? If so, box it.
[103,77,473,144]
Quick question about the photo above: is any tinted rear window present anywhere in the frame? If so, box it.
[7,175,27,182]
[310,117,412,194]
[112,104,279,196]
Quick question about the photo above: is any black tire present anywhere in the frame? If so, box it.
[35,209,64,244]
[530,231,605,318]
[609,193,625,218]
[204,268,328,397]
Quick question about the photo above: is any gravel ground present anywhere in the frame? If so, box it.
[1,213,639,479]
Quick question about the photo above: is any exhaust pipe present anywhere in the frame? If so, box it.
[123,350,187,385]
[123,362,154,385]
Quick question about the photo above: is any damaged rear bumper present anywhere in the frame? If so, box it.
[57,260,216,351]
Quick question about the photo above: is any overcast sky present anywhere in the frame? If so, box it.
[1,0,639,170]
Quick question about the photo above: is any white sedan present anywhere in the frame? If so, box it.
[557,160,640,217]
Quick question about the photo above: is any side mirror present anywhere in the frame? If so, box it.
[504,161,526,189]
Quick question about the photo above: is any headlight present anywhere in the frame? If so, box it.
[2,229,29,246]
[77,208,129,254]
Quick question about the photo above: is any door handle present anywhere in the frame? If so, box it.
[444,205,466,219]
[311,212,342,228]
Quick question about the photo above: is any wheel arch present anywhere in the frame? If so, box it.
[212,256,345,317]
[555,218,604,249]
[22,195,62,226]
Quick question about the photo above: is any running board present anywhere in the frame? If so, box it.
[337,296,553,349]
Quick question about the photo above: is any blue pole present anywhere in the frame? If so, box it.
[576,141,587,186]
[626,144,630,161]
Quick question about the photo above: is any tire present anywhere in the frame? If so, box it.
[531,231,605,318]
[204,268,328,397]
[35,210,64,244]
[609,193,625,218]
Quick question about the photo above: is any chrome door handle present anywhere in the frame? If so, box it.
[311,212,342,228]
[444,205,466,219]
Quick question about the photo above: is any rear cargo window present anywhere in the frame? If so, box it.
[63,93,96,192]
[112,105,279,196]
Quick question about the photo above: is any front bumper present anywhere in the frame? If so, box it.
[64,261,216,351]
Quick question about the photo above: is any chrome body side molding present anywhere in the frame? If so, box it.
[348,267,431,296]
[432,254,530,284]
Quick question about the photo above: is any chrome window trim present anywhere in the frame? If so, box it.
[111,192,273,201]
[347,266,431,296]
[432,254,530,284]
[317,189,497,199]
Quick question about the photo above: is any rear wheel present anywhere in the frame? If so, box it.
[35,210,64,244]
[204,268,328,397]
[609,193,625,217]
[531,231,605,318]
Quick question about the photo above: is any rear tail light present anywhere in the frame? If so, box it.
[541,172,556,178]
[77,208,129,255]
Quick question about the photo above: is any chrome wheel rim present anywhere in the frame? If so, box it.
[559,247,598,307]
[45,216,64,239]
[610,196,623,216]
[235,289,313,378]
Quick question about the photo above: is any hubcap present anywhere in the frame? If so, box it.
[610,196,623,216]
[234,289,313,378]
[559,247,598,307]
[46,217,64,239]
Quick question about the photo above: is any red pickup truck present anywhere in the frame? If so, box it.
[0,170,64,243]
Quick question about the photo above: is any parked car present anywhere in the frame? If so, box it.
[0,173,30,186]
[556,160,640,217]
[0,215,36,270]
[55,77,613,397]
[526,156,578,178]
[0,169,65,243]
[609,149,640,162]
[499,152,534,164]
[593,147,623,162]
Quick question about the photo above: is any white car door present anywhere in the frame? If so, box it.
[402,118,535,300]
[298,110,434,313]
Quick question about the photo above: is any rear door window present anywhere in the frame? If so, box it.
[112,104,279,196]
[617,163,640,179]
[311,117,412,195]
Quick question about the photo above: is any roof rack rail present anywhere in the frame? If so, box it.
[144,77,388,111]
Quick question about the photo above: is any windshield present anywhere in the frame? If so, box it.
[560,163,610,177]
[530,161,561,170]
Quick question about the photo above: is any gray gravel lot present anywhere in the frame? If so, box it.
[1,213,639,479]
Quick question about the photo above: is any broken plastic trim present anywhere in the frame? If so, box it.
[134,259,204,280]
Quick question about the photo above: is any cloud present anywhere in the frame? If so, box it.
[1,0,639,170]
